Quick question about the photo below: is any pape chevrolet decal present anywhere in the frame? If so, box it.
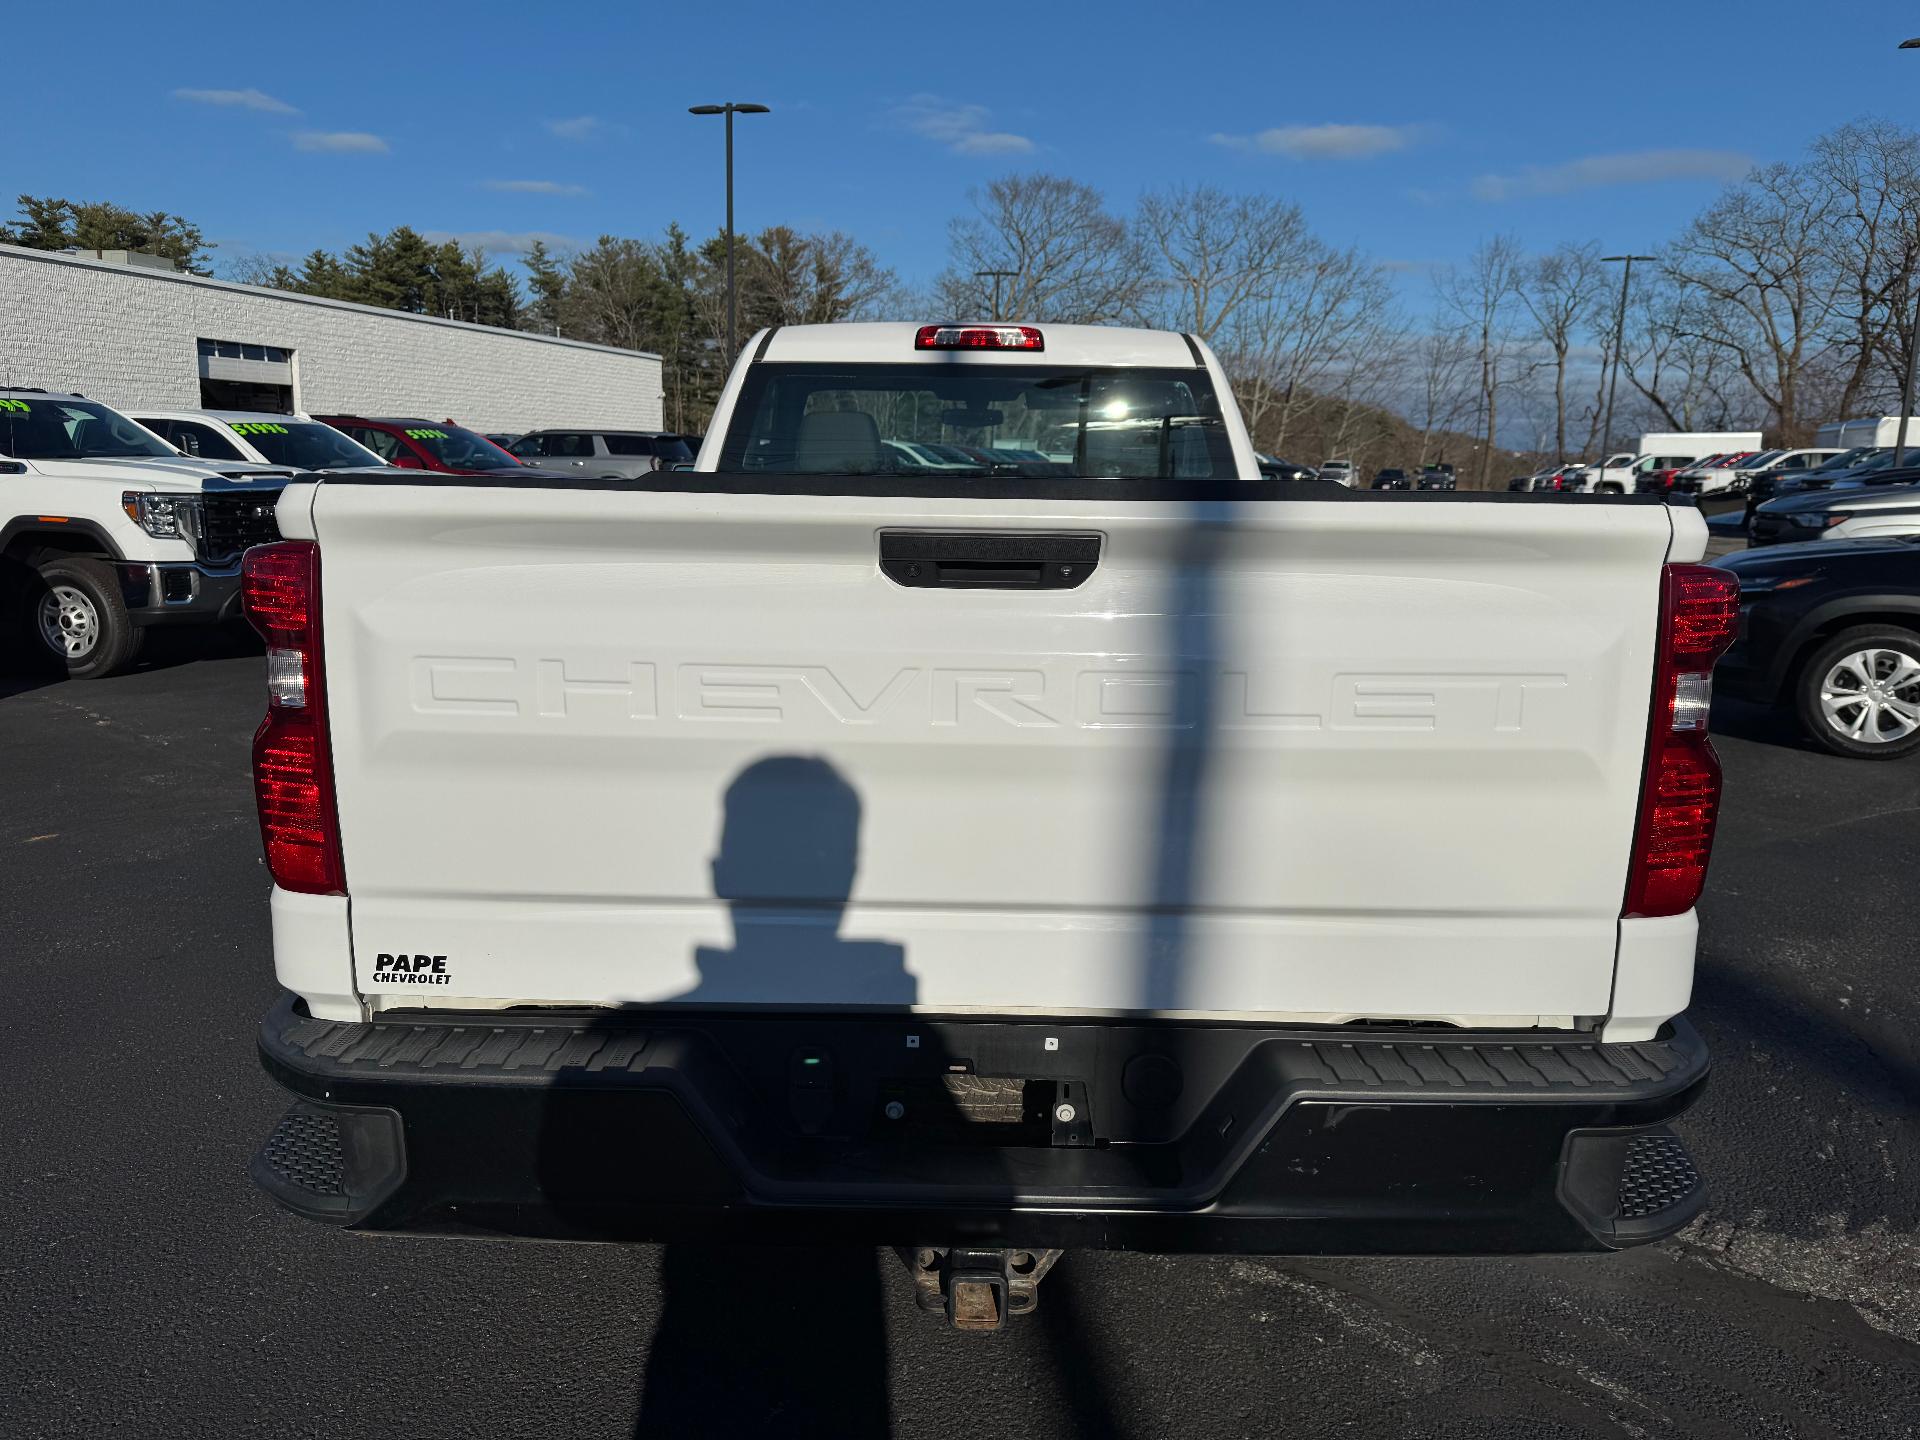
[370,953,452,986]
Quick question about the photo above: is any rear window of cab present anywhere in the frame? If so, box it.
[717,364,1238,481]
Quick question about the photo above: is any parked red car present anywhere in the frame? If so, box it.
[313,416,543,475]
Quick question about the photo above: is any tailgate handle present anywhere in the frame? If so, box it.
[879,531,1101,590]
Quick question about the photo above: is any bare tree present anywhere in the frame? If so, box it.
[566,235,670,352]
[1437,236,1526,488]
[1320,313,1410,474]
[219,252,298,288]
[1810,119,1920,419]
[1136,185,1313,338]
[1409,327,1476,466]
[744,226,897,326]
[1663,161,1842,441]
[936,174,1151,323]
[1226,245,1397,459]
[1617,268,1751,432]
[1516,241,1606,460]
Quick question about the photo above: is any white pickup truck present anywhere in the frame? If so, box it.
[2,388,292,676]
[243,323,1732,1329]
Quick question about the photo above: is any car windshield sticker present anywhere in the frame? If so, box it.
[405,428,448,440]
[0,399,32,413]
[228,422,290,435]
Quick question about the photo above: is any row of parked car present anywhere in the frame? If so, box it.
[1741,447,1920,547]
[1255,456,1460,490]
[131,408,701,481]
[1506,448,1845,498]
[0,388,702,679]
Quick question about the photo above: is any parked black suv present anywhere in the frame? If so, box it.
[1714,537,1920,758]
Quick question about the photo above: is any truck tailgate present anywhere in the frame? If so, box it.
[308,482,1674,1023]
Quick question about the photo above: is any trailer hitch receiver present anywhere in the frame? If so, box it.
[899,1246,1064,1332]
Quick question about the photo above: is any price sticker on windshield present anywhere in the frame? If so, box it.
[405,428,448,440]
[229,422,289,435]
[0,399,31,413]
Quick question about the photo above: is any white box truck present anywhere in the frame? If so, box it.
[1813,416,1920,451]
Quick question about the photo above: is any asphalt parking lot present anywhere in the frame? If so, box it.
[4,628,1918,1439]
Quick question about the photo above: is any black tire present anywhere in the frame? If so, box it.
[1793,624,1920,760]
[1595,482,1624,495]
[26,555,144,679]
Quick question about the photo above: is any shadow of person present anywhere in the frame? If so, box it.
[632,1243,891,1440]
[677,754,912,1008]
[633,755,907,1439]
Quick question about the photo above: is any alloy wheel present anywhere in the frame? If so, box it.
[1819,647,1920,745]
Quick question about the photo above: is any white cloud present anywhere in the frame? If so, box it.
[292,131,388,154]
[951,131,1035,156]
[1472,149,1751,200]
[173,87,299,115]
[483,179,588,196]
[425,229,577,258]
[545,116,601,141]
[896,96,1034,156]
[1211,123,1418,160]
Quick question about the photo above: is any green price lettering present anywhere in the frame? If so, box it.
[0,399,31,413]
[405,427,447,440]
[229,422,289,435]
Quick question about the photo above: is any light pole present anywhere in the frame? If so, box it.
[1599,254,1657,483]
[688,101,770,363]
[975,269,1018,321]
[1895,41,1920,464]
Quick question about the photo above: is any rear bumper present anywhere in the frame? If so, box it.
[252,992,1709,1255]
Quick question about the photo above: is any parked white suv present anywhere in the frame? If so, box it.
[1317,458,1356,485]
[1,388,291,676]
[125,408,388,472]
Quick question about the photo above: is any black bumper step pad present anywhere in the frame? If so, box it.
[259,1107,345,1198]
[249,1100,405,1226]
[1617,1132,1703,1221]
[1559,1125,1707,1246]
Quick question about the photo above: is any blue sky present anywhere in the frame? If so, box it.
[6,0,1917,317]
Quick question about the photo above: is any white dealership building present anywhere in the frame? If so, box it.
[0,243,663,432]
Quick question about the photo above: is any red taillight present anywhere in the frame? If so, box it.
[242,542,344,895]
[1666,564,1741,665]
[1623,563,1739,917]
[241,542,315,644]
[915,324,1044,351]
